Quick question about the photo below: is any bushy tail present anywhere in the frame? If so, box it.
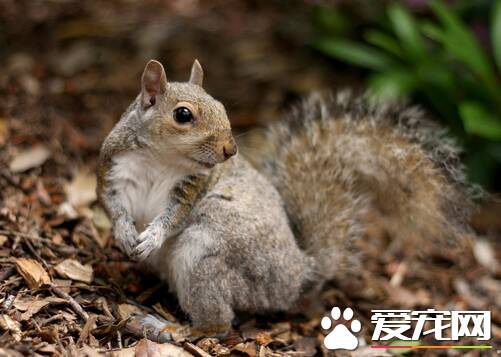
[246,91,477,281]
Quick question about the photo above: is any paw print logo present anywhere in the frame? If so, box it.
[321,307,362,350]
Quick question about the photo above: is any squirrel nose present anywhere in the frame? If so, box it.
[223,139,237,159]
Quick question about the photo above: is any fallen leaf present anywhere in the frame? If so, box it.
[37,344,57,354]
[54,259,93,283]
[115,339,194,357]
[233,342,257,357]
[9,146,51,173]
[65,169,97,207]
[255,331,272,346]
[13,296,66,321]
[196,338,230,356]
[0,118,9,146]
[0,235,7,247]
[15,258,51,289]
[14,296,54,321]
[118,303,141,319]
[0,348,24,357]
[77,315,97,346]
[473,239,499,273]
[52,278,72,293]
[0,315,22,342]
[152,303,176,322]
[91,206,112,248]
[184,342,211,357]
[79,345,102,357]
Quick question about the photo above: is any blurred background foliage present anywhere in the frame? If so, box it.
[1,0,499,190]
[311,0,501,189]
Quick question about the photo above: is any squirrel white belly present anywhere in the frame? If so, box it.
[109,150,189,232]
[97,59,474,335]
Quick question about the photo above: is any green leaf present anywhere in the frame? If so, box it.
[388,4,426,60]
[430,0,495,86]
[459,102,501,140]
[368,70,418,99]
[314,38,395,70]
[421,21,445,42]
[492,0,501,72]
[364,30,403,57]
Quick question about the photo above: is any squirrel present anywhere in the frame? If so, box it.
[97,59,474,336]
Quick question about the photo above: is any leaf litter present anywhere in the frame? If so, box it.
[0,1,499,356]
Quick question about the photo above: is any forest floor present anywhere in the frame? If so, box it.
[0,1,500,356]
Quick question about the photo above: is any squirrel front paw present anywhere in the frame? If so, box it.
[132,223,166,261]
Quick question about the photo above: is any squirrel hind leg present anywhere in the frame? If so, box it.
[177,255,235,334]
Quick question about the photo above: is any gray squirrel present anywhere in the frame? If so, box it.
[97,59,473,336]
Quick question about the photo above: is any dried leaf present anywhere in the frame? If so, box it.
[77,315,97,346]
[118,303,141,319]
[65,169,97,207]
[255,331,273,346]
[152,303,176,322]
[0,235,7,247]
[0,314,22,342]
[13,295,65,321]
[79,345,102,357]
[184,342,211,357]
[37,344,57,354]
[15,258,51,289]
[0,118,9,146]
[54,259,93,284]
[115,339,194,357]
[0,348,24,357]
[473,239,499,273]
[9,146,51,173]
[91,206,112,248]
[196,338,230,356]
[233,342,257,357]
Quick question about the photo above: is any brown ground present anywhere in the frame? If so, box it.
[0,1,499,356]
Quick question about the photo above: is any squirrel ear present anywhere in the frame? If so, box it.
[141,60,167,108]
[189,59,204,87]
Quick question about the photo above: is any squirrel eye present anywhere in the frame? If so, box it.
[173,107,194,124]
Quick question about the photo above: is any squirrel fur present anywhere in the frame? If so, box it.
[97,59,473,335]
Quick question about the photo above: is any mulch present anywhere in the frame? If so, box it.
[0,1,499,356]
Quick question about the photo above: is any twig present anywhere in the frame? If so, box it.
[22,236,50,271]
[184,342,212,357]
[77,315,96,346]
[52,285,89,321]
[0,229,51,243]
[40,313,65,326]
[117,330,123,349]
[1,294,16,309]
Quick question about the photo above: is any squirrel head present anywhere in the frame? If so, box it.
[137,59,237,171]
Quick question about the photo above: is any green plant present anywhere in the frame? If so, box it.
[313,0,501,188]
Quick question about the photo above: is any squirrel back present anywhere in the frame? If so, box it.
[247,91,476,281]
